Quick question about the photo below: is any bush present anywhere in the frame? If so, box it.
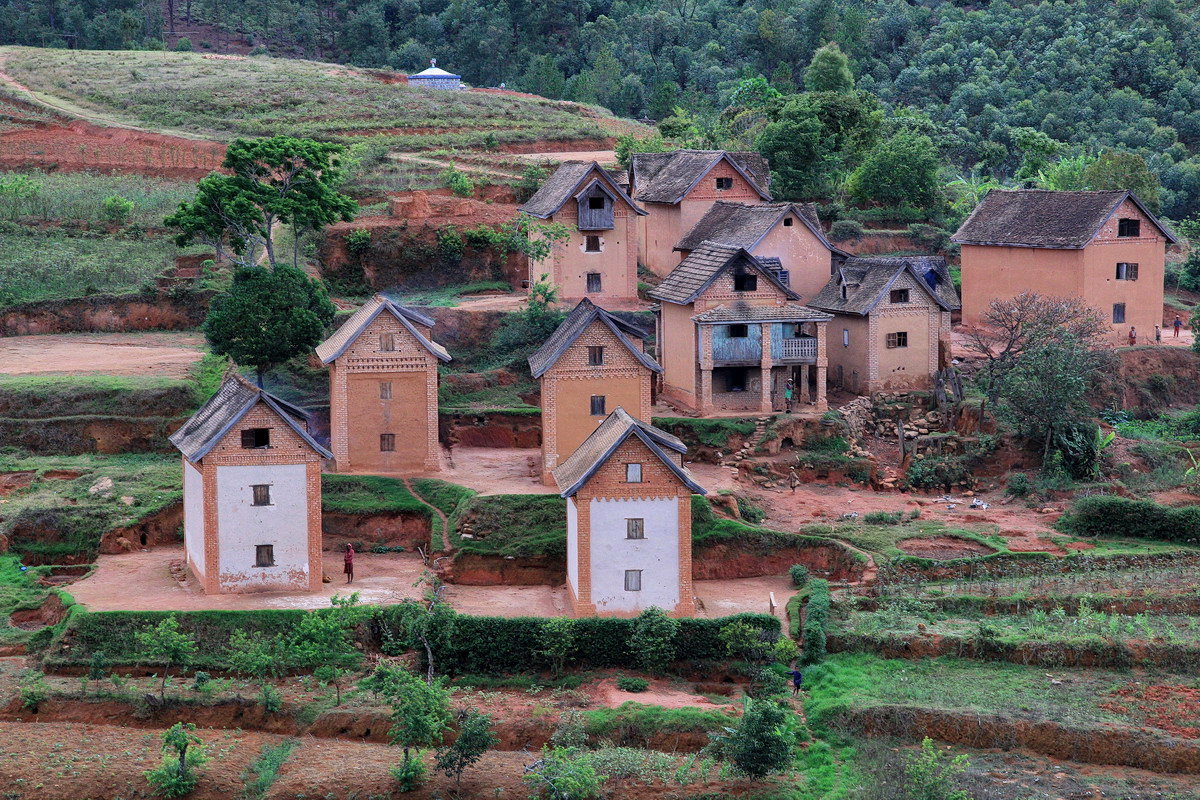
[345,228,371,255]
[390,756,428,792]
[615,676,649,693]
[800,579,831,665]
[174,37,193,51]
[863,510,903,525]
[629,608,678,675]
[1055,495,1200,542]
[101,195,135,224]
[524,747,603,800]
[1005,473,1032,498]
[440,167,475,198]
[828,219,865,242]
[789,564,809,588]
[906,454,971,490]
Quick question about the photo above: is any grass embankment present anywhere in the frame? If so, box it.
[320,474,428,515]
[449,493,566,557]
[651,416,757,449]
[410,478,477,548]
[0,555,75,645]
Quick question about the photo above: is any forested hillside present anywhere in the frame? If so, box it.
[5,0,1200,217]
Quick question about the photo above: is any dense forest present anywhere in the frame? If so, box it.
[5,0,1200,218]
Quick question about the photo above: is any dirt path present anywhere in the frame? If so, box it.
[512,149,619,165]
[403,477,451,550]
[0,332,205,377]
[387,151,525,179]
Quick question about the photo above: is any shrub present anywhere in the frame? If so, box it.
[390,757,428,792]
[906,454,971,490]
[1005,473,1032,498]
[615,676,649,693]
[345,228,372,255]
[1055,495,1200,542]
[904,737,970,800]
[524,747,604,800]
[174,37,193,51]
[19,671,48,711]
[828,219,865,242]
[800,580,831,665]
[789,564,809,588]
[101,195,135,224]
[719,698,796,778]
[863,510,903,525]
[440,167,475,198]
[629,608,679,675]
[145,723,207,798]
[719,620,772,662]
[436,709,497,784]
[516,165,548,202]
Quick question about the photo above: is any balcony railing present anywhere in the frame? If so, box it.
[779,337,817,361]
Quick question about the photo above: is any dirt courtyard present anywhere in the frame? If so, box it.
[0,332,205,377]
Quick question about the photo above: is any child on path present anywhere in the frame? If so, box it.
[344,543,355,584]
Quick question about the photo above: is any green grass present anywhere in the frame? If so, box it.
[582,702,736,740]
[0,372,197,415]
[320,474,428,515]
[807,520,1007,560]
[0,555,73,643]
[0,170,197,226]
[410,478,476,518]
[690,496,853,557]
[240,738,299,800]
[438,379,539,412]
[651,416,757,449]
[450,494,566,557]
[389,281,513,307]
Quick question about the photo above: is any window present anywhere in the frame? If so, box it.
[889,288,910,303]
[241,428,270,449]
[1116,262,1139,281]
[626,518,645,539]
[1118,218,1141,237]
[590,395,606,416]
[624,569,643,591]
[626,463,643,483]
[588,195,605,210]
[1113,303,1126,324]
[586,272,602,293]
[380,433,396,452]
[715,177,733,190]
[251,484,271,506]
[783,217,794,227]
[379,333,396,352]
[773,269,790,287]
[842,329,850,347]
[728,323,749,338]
[885,331,909,349]
[255,544,274,567]
[840,284,848,300]
[585,236,601,253]
[587,346,605,366]
[725,368,748,392]
[733,272,758,292]
[379,381,393,399]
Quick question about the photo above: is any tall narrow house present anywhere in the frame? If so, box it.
[554,407,706,617]
[170,374,330,595]
[520,161,646,302]
[316,294,451,474]
[630,150,772,276]
[529,298,662,484]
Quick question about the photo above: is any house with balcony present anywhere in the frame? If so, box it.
[519,161,646,302]
[674,201,848,302]
[649,241,832,415]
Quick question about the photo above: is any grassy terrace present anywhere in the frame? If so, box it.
[0,47,643,147]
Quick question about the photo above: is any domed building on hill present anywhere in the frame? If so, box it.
[407,59,463,90]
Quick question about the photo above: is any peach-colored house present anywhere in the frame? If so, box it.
[316,294,451,475]
[529,298,662,484]
[952,190,1177,344]
[650,242,832,415]
[630,150,771,276]
[169,374,330,595]
[809,256,959,394]
[553,407,706,617]
[674,201,847,303]
[520,161,646,302]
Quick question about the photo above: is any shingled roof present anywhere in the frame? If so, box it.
[693,301,831,324]
[809,256,960,316]
[631,150,771,204]
[951,189,1177,249]
[519,161,646,219]
[648,242,800,305]
[528,299,661,378]
[674,201,837,253]
[315,294,450,364]
[552,407,705,498]
[169,373,332,463]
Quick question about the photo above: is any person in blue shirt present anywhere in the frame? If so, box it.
[787,668,804,696]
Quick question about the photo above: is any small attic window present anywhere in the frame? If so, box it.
[924,270,940,290]
[1118,218,1141,237]
[840,284,848,300]
[783,217,794,227]
[733,272,757,292]
[588,196,606,210]
[890,288,910,304]
[715,177,733,190]
[241,428,270,449]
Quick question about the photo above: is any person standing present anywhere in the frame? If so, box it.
[789,467,800,494]
[1175,314,1184,338]
[1128,327,1137,346]
[1155,325,1162,343]
[784,379,795,413]
[343,543,355,584]
[787,667,804,696]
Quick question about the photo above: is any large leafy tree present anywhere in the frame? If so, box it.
[757,99,834,199]
[166,136,356,269]
[725,698,796,778]
[804,41,854,93]
[846,131,943,209]
[203,264,336,386]
[1083,151,1163,213]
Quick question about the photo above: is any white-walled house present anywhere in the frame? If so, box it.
[552,407,706,617]
[169,374,330,594]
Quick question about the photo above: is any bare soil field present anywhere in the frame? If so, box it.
[0,332,205,377]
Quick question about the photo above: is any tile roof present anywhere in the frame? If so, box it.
[169,373,332,462]
[631,150,771,204]
[951,189,1177,248]
[528,298,661,378]
[518,161,646,219]
[648,241,800,305]
[552,407,705,497]
[674,201,838,253]
[315,293,450,364]
[808,256,961,315]
[693,301,832,323]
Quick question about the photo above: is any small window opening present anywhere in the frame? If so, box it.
[1117,218,1141,237]
[585,236,601,253]
[624,569,643,591]
[886,331,909,349]
[783,217,794,227]
[1113,303,1126,324]
[890,288,910,303]
[380,381,393,399]
[588,196,605,210]
[626,518,645,539]
[241,428,270,449]
[715,177,733,190]
[380,433,396,452]
[733,272,758,292]
[590,395,606,416]
[626,463,642,483]
[251,484,272,506]
[255,544,275,567]
[1116,262,1139,281]
[379,333,396,352]
[588,346,605,366]
[586,272,602,292]
[842,329,850,347]
[728,323,749,338]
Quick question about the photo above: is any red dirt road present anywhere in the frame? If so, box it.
[0,332,205,377]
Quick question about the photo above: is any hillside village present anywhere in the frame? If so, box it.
[0,23,1199,800]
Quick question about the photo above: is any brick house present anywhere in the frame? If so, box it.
[316,294,451,474]
[650,242,832,414]
[630,150,772,276]
[169,374,330,594]
[674,200,847,302]
[952,190,1177,344]
[553,407,706,617]
[529,298,662,484]
[809,256,960,394]
[519,161,646,302]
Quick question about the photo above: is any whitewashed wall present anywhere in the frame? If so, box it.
[566,497,579,598]
[588,497,679,613]
[183,458,205,576]
[215,463,310,591]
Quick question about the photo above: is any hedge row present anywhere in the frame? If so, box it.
[800,579,831,665]
[1055,495,1200,542]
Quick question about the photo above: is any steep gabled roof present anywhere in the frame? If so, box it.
[674,200,839,254]
[519,161,646,219]
[315,294,450,364]
[528,298,661,378]
[553,407,705,498]
[809,256,960,316]
[648,242,800,305]
[631,150,771,204]
[169,373,332,462]
[951,189,1178,249]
